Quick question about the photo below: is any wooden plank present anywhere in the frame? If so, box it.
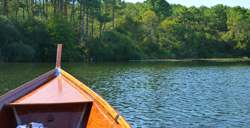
[56,44,62,69]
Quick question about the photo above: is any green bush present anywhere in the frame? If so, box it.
[1,43,35,62]
[103,30,143,61]
[72,46,85,61]
[0,16,21,48]
[11,17,50,61]
[112,31,140,60]
[86,38,114,61]
[87,30,144,61]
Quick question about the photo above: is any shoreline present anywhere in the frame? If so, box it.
[130,58,250,62]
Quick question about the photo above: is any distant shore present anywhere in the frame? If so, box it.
[130,58,250,62]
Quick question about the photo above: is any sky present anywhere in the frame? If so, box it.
[124,0,250,9]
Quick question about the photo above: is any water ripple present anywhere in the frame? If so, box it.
[82,62,250,127]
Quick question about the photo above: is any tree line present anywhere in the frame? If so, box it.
[0,0,250,62]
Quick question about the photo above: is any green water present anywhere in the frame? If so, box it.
[1,61,250,127]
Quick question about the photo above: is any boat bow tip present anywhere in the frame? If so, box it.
[54,68,61,76]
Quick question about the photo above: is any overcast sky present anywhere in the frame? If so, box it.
[124,0,250,8]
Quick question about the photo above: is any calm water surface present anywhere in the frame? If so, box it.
[1,61,250,127]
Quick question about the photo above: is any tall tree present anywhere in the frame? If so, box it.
[45,0,48,15]
[118,16,144,45]
[51,0,57,15]
[70,0,75,24]
[85,0,89,43]
[227,6,249,35]
[142,10,157,40]
[19,1,26,19]
[96,12,111,37]
[60,0,63,14]
[3,0,8,16]
[15,0,19,19]
[90,0,101,38]
[79,0,85,45]
[26,0,29,17]
[145,0,171,22]
[226,6,250,56]
[42,0,45,16]
[63,0,68,18]
[110,0,117,29]
[209,4,228,32]
[84,0,100,42]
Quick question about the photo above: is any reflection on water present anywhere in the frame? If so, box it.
[1,61,250,127]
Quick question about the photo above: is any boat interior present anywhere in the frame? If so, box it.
[4,74,93,128]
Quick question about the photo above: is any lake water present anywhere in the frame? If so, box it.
[1,61,250,127]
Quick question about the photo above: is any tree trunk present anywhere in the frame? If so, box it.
[79,1,82,25]
[45,0,48,15]
[58,0,60,15]
[70,0,74,24]
[45,0,47,14]
[43,0,45,16]
[100,22,102,38]
[40,0,42,16]
[64,0,67,18]
[23,7,25,19]
[26,0,29,17]
[31,0,34,16]
[3,0,8,16]
[60,0,63,14]
[91,10,94,38]
[53,0,56,15]
[103,23,105,33]
[112,5,114,29]
[85,6,89,43]
[16,0,19,19]
[99,7,102,37]
[79,4,85,45]
[102,3,108,33]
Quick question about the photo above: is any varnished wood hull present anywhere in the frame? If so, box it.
[0,69,131,128]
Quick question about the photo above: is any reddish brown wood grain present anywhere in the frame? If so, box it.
[13,76,92,104]
[86,102,121,128]
[56,44,62,69]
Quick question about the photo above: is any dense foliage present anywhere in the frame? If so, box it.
[0,0,250,62]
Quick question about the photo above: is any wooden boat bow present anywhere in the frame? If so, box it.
[0,44,131,128]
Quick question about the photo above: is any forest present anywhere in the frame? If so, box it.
[0,0,250,62]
